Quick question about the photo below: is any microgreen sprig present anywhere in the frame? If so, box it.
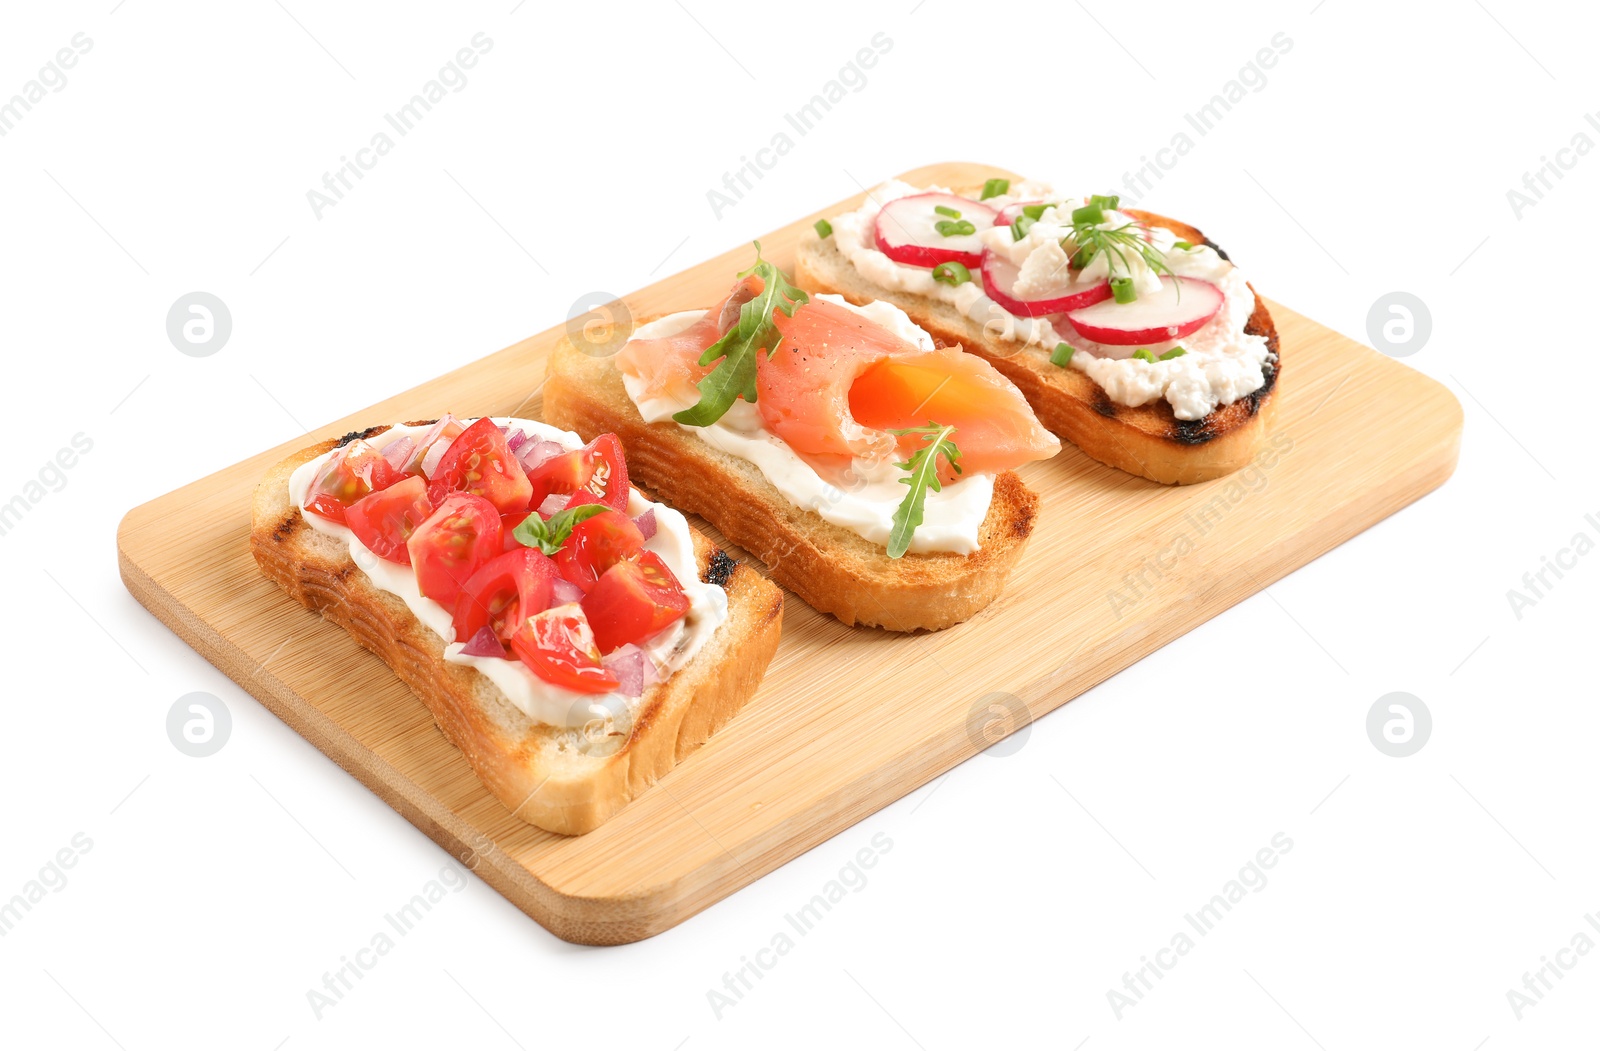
[673,242,808,428]
[885,422,962,559]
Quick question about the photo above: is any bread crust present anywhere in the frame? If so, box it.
[249,428,783,836]
[795,205,1280,485]
[542,338,1040,632]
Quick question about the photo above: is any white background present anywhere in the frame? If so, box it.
[1,0,1594,1047]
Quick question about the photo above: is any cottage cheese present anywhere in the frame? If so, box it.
[830,179,1274,420]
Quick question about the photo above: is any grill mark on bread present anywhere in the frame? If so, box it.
[336,421,439,449]
[1173,418,1215,445]
[1202,237,1229,262]
[336,425,391,448]
[705,549,736,589]
[1243,302,1280,415]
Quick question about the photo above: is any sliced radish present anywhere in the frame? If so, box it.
[992,200,1054,227]
[1062,276,1223,346]
[874,193,998,269]
[981,249,1111,317]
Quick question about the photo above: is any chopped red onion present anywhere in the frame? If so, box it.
[379,435,415,473]
[459,626,506,658]
[633,508,657,540]
[602,644,646,698]
[551,578,585,605]
[413,414,458,454]
[518,439,566,473]
[504,429,530,456]
[537,493,568,517]
[420,437,453,478]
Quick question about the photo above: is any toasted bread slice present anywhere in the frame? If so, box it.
[250,427,783,836]
[542,337,1039,632]
[796,205,1280,485]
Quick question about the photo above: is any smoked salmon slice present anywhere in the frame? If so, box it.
[762,297,1059,477]
[616,276,761,410]
[620,278,1059,478]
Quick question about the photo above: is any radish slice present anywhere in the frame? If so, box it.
[874,193,998,269]
[981,250,1112,317]
[992,201,1054,227]
[633,508,657,541]
[1062,276,1223,346]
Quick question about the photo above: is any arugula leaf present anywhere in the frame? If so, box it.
[513,502,611,556]
[886,422,962,559]
[672,242,808,428]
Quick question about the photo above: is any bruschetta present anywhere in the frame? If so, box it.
[542,247,1059,632]
[250,416,783,835]
[796,179,1280,485]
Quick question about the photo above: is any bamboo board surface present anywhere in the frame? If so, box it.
[117,162,1463,945]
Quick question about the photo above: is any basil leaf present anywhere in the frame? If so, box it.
[512,501,611,556]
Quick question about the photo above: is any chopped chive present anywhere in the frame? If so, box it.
[1132,348,1157,363]
[1069,244,1096,270]
[1010,215,1035,242]
[814,218,833,238]
[1022,203,1050,221]
[1110,276,1138,304]
[934,218,975,237]
[1050,342,1075,367]
[980,178,1010,200]
[1089,194,1121,211]
[1159,346,1187,360]
[1173,240,1193,250]
[932,260,972,286]
[1071,204,1105,226]
[934,204,962,219]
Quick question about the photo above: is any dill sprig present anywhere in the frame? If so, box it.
[1065,220,1174,282]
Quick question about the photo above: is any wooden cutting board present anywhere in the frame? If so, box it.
[117,162,1462,945]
